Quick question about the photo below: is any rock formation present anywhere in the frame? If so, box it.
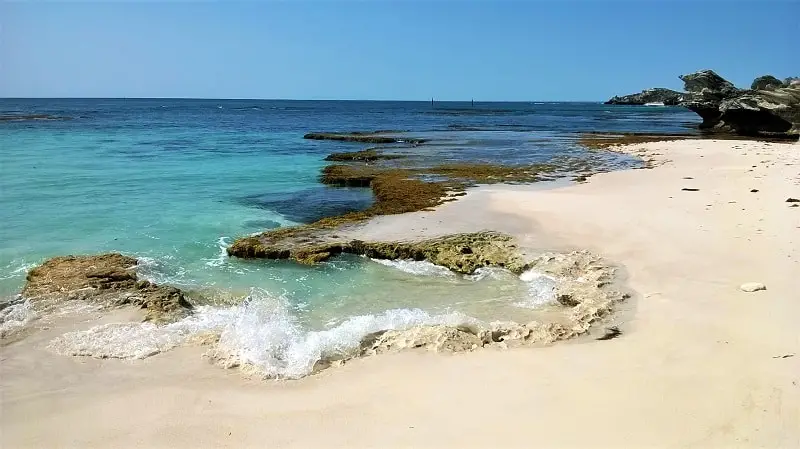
[604,88,684,105]
[606,69,800,138]
[751,75,784,90]
[677,70,799,137]
[22,254,194,323]
[677,69,742,129]
[718,86,800,136]
[228,231,531,274]
[304,132,425,145]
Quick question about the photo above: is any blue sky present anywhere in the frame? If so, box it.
[1,1,798,101]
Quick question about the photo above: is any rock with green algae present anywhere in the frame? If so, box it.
[228,231,529,274]
[324,149,406,162]
[21,254,194,323]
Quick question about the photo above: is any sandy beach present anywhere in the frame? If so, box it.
[2,138,799,448]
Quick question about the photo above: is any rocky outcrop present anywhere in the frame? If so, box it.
[209,250,630,377]
[751,75,784,91]
[324,149,405,162]
[677,70,742,129]
[718,86,800,136]
[304,132,425,145]
[606,69,799,138]
[676,70,799,138]
[22,254,193,323]
[605,88,684,105]
[228,231,531,274]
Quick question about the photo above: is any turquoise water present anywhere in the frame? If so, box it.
[1,99,698,375]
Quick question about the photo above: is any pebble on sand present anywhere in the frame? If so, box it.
[740,282,767,292]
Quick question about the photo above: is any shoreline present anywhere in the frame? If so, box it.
[2,138,799,447]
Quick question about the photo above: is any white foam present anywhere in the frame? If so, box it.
[517,270,558,308]
[49,304,236,359]
[134,255,192,286]
[370,258,455,277]
[217,296,476,378]
[0,299,36,337]
[464,266,514,282]
[0,260,38,281]
[203,236,230,267]
[48,288,478,379]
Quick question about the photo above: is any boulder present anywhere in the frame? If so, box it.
[678,70,741,129]
[605,88,684,105]
[751,75,784,90]
[22,254,193,323]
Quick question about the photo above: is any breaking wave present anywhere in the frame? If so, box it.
[49,288,478,379]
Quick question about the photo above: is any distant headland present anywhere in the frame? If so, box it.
[606,70,799,139]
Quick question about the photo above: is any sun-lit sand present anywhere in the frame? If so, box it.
[2,139,799,448]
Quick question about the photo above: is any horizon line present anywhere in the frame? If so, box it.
[0,96,606,103]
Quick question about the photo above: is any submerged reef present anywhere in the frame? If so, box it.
[305,131,426,145]
[324,148,406,162]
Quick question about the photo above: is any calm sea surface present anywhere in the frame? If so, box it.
[0,99,698,376]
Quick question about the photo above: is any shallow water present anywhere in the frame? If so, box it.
[1,99,697,375]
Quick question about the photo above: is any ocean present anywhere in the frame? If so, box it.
[0,98,699,376]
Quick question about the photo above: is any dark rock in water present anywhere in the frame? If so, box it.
[605,88,684,105]
[304,132,426,145]
[324,149,406,162]
[0,114,70,122]
[751,75,784,91]
[22,254,193,323]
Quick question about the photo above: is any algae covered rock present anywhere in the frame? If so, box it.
[324,149,405,162]
[228,231,528,274]
[22,254,193,323]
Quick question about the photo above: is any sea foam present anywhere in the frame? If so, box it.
[49,288,478,379]
[517,270,558,307]
[370,258,455,277]
[0,298,36,338]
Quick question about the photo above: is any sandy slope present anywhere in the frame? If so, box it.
[2,139,799,448]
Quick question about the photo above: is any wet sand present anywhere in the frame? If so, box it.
[2,139,799,448]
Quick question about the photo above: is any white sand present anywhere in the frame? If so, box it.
[2,139,799,448]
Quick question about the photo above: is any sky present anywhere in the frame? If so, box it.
[1,1,798,101]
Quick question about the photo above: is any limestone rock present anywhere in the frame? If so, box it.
[718,86,800,137]
[228,231,530,275]
[678,69,741,129]
[739,282,767,292]
[751,75,784,91]
[605,88,684,105]
[22,254,193,323]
